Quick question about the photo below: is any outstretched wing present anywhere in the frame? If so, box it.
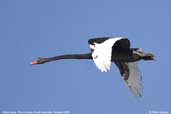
[89,37,129,72]
[114,61,143,97]
[91,38,122,72]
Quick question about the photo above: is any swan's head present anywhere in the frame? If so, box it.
[30,58,49,65]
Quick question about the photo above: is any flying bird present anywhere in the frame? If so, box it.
[31,37,155,97]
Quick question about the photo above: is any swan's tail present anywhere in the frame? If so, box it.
[142,53,156,60]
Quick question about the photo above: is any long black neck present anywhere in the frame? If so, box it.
[50,53,92,61]
[40,52,92,64]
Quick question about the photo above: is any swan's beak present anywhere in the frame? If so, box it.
[30,60,38,65]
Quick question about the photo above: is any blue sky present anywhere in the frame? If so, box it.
[0,0,171,114]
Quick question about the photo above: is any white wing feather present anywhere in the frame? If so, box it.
[92,38,122,72]
[126,62,143,97]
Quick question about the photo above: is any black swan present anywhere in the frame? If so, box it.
[31,37,155,97]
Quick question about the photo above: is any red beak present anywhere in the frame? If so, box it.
[30,60,38,65]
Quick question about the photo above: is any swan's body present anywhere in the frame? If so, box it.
[31,37,155,97]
